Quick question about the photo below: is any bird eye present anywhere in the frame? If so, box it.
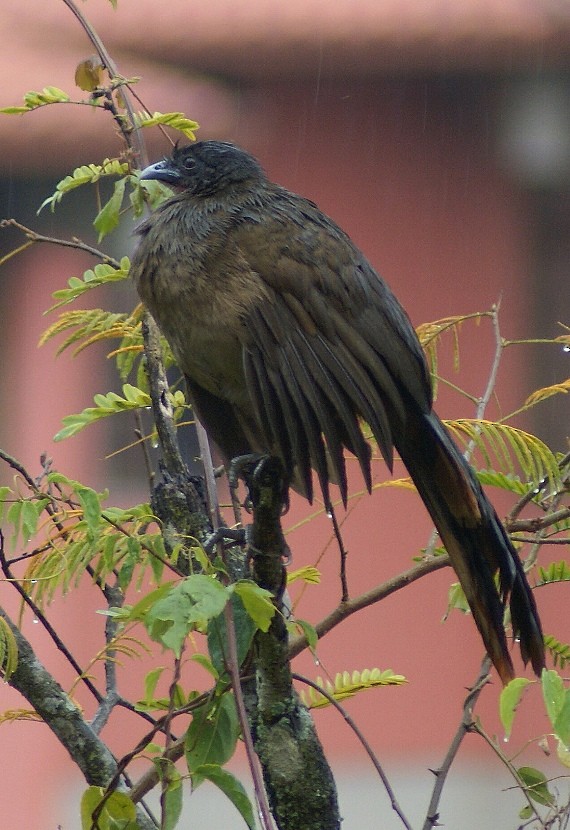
[182,158,196,171]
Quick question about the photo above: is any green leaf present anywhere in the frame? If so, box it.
[542,668,566,728]
[192,765,255,830]
[537,561,570,586]
[38,158,129,213]
[131,177,173,214]
[80,786,138,830]
[118,537,141,589]
[54,384,151,441]
[445,581,470,616]
[77,486,102,538]
[145,576,229,656]
[143,667,165,703]
[445,419,563,492]
[1,86,69,115]
[207,592,256,677]
[232,580,275,632]
[190,653,219,680]
[47,258,130,309]
[300,667,407,709]
[292,618,319,651]
[154,759,183,830]
[499,677,531,739]
[556,738,570,768]
[517,766,555,807]
[6,500,22,548]
[287,565,321,585]
[6,498,49,548]
[0,486,13,524]
[134,110,199,139]
[0,616,18,680]
[185,693,240,781]
[94,176,127,241]
[553,688,570,749]
[102,582,175,626]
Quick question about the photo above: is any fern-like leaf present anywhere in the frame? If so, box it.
[0,86,70,114]
[536,561,570,586]
[47,258,130,310]
[38,158,129,213]
[54,384,152,441]
[134,110,199,139]
[416,311,490,394]
[476,469,529,495]
[543,634,570,669]
[525,379,570,407]
[444,419,562,492]
[287,566,321,585]
[40,308,139,357]
[299,668,406,709]
[0,616,18,680]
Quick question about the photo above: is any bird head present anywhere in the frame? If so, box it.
[139,141,266,196]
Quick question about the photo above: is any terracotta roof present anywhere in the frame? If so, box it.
[10,0,570,78]
[2,1,570,171]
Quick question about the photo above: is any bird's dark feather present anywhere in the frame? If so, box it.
[131,140,545,683]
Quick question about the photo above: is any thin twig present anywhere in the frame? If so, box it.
[288,553,450,659]
[329,504,350,602]
[90,580,124,734]
[471,720,547,827]
[0,219,121,266]
[195,418,223,531]
[0,530,104,705]
[60,0,148,168]
[224,596,275,830]
[293,672,412,830]
[422,658,491,830]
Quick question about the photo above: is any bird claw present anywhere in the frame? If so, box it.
[203,525,247,553]
[229,453,290,514]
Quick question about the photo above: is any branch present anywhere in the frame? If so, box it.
[90,580,123,734]
[0,219,121,267]
[288,553,450,660]
[246,457,340,830]
[0,607,156,829]
[422,658,492,830]
[0,606,115,782]
[60,0,148,168]
[0,531,103,706]
[470,721,546,826]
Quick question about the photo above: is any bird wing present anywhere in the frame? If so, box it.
[230,195,432,507]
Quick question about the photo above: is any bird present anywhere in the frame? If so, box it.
[131,140,545,684]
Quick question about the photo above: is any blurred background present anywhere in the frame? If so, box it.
[1,1,569,828]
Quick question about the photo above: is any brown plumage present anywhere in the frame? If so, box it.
[131,140,544,683]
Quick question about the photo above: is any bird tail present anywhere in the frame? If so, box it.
[395,411,544,684]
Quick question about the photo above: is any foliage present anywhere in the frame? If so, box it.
[299,668,407,709]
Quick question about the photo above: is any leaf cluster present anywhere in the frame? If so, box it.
[500,669,570,820]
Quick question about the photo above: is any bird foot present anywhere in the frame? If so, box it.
[203,525,247,554]
[229,453,290,514]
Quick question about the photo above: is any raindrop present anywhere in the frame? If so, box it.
[326,509,333,519]
[30,579,38,584]
[151,439,159,449]
[503,735,509,744]
[32,618,39,624]
[563,345,570,353]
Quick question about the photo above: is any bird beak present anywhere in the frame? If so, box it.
[139,159,182,185]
